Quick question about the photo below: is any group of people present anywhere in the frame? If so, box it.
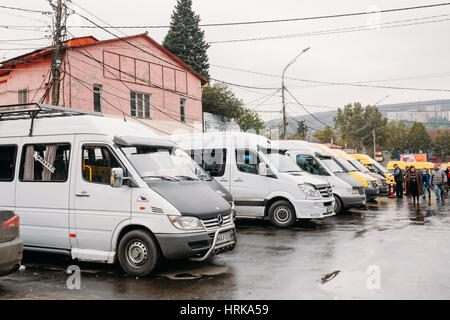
[393,163,449,204]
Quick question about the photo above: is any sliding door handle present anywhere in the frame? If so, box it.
[75,192,90,197]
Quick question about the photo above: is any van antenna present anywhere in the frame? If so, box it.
[123,112,126,122]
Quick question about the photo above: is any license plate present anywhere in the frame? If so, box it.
[217,230,233,243]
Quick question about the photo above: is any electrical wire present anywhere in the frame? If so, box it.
[64,2,450,28]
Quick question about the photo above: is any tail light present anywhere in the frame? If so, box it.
[1,215,19,230]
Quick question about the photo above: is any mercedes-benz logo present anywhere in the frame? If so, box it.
[217,214,224,226]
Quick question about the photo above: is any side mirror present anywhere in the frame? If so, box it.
[258,162,267,176]
[111,167,124,187]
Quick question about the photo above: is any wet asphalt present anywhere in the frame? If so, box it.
[1,193,449,300]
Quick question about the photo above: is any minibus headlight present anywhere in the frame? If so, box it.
[352,187,360,194]
[298,184,321,199]
[168,216,204,231]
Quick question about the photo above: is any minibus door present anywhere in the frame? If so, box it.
[231,148,270,216]
[72,143,132,253]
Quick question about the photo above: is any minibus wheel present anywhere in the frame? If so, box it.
[118,229,160,276]
[268,200,296,228]
[334,195,343,215]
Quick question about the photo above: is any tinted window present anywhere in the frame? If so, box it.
[82,145,122,185]
[236,149,261,175]
[296,155,323,175]
[20,144,71,182]
[188,148,227,177]
[0,146,17,181]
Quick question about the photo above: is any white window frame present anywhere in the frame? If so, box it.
[130,91,152,119]
[18,88,28,104]
[93,85,103,113]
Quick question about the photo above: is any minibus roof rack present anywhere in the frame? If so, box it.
[0,103,103,136]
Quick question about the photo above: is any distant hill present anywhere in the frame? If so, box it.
[265,99,450,134]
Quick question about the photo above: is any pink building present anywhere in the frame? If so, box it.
[0,33,206,134]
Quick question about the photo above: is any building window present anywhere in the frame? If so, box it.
[93,85,102,113]
[130,91,152,119]
[180,98,186,122]
[18,89,28,104]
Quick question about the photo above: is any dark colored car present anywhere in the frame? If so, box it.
[0,211,23,276]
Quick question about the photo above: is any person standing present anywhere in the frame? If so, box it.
[421,168,431,199]
[445,166,450,194]
[431,164,447,201]
[406,166,423,204]
[393,164,404,199]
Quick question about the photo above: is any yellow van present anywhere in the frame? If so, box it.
[386,161,407,172]
[313,144,380,200]
[351,154,395,185]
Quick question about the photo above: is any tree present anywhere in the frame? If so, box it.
[333,102,387,152]
[384,121,408,159]
[294,120,308,140]
[202,83,243,119]
[405,122,432,153]
[237,108,265,132]
[433,130,450,159]
[163,0,210,79]
[313,125,336,143]
[202,82,264,132]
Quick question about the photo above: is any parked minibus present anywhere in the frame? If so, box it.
[172,132,335,228]
[350,154,395,185]
[0,103,236,276]
[332,150,389,197]
[276,140,365,214]
[313,144,380,201]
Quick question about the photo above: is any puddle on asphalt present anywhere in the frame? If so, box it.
[156,264,229,280]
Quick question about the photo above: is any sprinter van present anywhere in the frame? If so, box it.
[0,104,236,276]
[171,132,335,228]
[277,140,366,214]
[313,144,380,201]
[331,149,389,197]
[350,154,395,185]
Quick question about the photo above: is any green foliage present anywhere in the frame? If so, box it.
[384,121,408,159]
[333,102,387,151]
[313,125,336,143]
[202,82,264,132]
[293,120,308,140]
[202,83,243,119]
[405,122,432,153]
[237,108,265,132]
[433,130,450,158]
[163,0,210,79]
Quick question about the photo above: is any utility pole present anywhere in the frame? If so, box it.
[50,0,64,106]
[281,47,310,139]
[373,129,376,159]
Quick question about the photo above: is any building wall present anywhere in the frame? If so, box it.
[0,36,203,134]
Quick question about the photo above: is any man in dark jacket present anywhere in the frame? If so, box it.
[393,164,404,199]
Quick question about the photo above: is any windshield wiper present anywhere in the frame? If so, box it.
[141,175,180,181]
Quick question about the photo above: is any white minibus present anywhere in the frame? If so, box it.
[0,103,236,276]
[171,132,335,228]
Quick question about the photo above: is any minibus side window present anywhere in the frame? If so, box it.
[0,145,17,181]
[235,149,261,175]
[82,145,122,184]
[19,143,71,182]
[188,148,227,177]
[296,155,322,175]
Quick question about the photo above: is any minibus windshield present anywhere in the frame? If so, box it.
[334,157,357,172]
[350,160,370,172]
[121,146,199,181]
[318,157,344,173]
[264,151,302,173]
[371,161,388,174]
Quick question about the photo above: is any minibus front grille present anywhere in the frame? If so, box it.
[317,185,333,198]
[202,215,232,232]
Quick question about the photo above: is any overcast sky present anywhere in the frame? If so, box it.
[1,0,450,121]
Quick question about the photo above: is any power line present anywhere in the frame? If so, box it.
[0,5,51,14]
[285,88,334,127]
[210,78,280,91]
[64,2,450,28]
[211,64,450,93]
[209,14,450,44]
